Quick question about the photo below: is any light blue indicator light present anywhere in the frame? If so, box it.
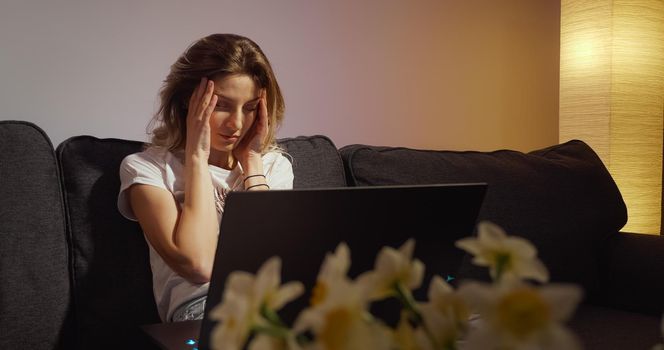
[446,275,455,282]
[186,339,197,345]
[193,348,198,350]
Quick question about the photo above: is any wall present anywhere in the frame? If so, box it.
[0,0,560,152]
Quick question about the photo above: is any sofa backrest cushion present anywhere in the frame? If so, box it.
[278,135,347,188]
[56,136,159,350]
[55,134,346,348]
[340,140,627,299]
[0,121,72,350]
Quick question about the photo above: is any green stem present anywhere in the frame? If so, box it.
[394,283,443,349]
[250,324,290,339]
[494,253,510,283]
[261,303,287,328]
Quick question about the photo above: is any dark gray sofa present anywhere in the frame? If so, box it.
[1,119,663,350]
[340,141,664,349]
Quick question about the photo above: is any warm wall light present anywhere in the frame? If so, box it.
[560,0,664,235]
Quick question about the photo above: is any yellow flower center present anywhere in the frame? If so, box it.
[318,307,352,350]
[495,288,551,339]
[310,281,328,306]
[436,296,470,328]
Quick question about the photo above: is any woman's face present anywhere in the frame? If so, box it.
[208,74,261,154]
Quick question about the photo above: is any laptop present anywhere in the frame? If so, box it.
[141,182,487,350]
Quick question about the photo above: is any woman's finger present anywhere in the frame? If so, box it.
[201,80,215,112]
[259,90,268,124]
[203,94,218,123]
[188,77,207,114]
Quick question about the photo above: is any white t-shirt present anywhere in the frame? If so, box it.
[117,146,294,322]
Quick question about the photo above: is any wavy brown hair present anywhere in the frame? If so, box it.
[149,33,285,153]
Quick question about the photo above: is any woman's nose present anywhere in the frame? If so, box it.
[225,109,243,130]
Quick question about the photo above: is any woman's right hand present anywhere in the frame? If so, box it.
[185,77,218,161]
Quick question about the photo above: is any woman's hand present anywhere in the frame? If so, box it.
[234,89,269,166]
[185,77,218,162]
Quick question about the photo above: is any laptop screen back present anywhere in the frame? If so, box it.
[198,183,487,349]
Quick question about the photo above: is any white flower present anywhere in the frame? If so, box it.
[209,282,253,350]
[210,257,304,350]
[426,275,470,331]
[357,238,425,300]
[399,276,469,350]
[458,280,583,350]
[248,333,302,350]
[415,304,460,350]
[394,311,423,350]
[293,283,392,350]
[310,242,351,306]
[294,248,391,350]
[253,256,305,312]
[455,221,549,283]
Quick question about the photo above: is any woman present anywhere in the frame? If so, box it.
[117,33,293,322]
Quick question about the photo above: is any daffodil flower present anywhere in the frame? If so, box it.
[209,288,253,350]
[458,280,583,350]
[310,242,351,307]
[293,278,391,350]
[394,310,423,350]
[455,221,549,283]
[294,243,391,350]
[415,304,461,350]
[426,275,470,333]
[210,256,304,350]
[357,238,425,301]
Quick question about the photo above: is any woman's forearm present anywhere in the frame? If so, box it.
[174,154,220,283]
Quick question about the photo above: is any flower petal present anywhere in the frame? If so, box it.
[455,238,482,256]
[399,238,416,259]
[293,308,325,333]
[539,284,583,322]
[255,256,282,299]
[224,272,255,298]
[270,281,305,310]
[428,275,453,302]
[407,258,425,290]
[319,242,351,281]
[457,281,494,315]
[504,236,538,258]
[514,257,550,283]
[477,221,508,246]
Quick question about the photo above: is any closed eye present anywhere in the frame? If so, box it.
[244,104,258,112]
[215,103,232,111]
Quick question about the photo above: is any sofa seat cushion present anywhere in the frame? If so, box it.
[339,140,627,299]
[569,304,662,350]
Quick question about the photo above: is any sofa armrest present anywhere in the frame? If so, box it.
[598,231,664,316]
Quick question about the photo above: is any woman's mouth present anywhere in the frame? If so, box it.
[219,134,239,143]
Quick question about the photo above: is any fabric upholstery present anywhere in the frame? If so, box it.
[0,121,72,350]
[278,135,347,188]
[599,231,664,316]
[340,140,628,300]
[569,304,661,350]
[56,136,159,350]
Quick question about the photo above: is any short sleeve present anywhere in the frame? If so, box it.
[264,152,294,190]
[117,151,169,221]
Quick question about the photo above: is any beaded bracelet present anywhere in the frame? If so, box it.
[243,174,266,183]
[246,183,270,191]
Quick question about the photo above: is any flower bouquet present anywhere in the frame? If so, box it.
[209,221,589,350]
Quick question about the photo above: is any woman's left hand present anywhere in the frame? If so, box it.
[234,89,269,166]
